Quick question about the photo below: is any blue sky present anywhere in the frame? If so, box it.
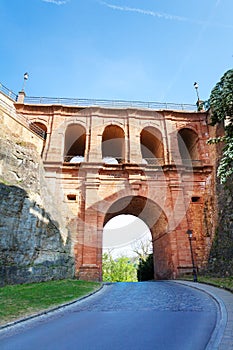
[0,0,232,104]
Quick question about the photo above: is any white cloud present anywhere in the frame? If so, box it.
[99,1,233,29]
[42,0,70,5]
[99,1,190,23]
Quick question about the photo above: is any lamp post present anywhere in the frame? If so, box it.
[193,82,200,101]
[193,82,202,111]
[22,72,29,91]
[186,229,198,282]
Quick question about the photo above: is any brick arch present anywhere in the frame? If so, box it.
[102,124,125,163]
[139,120,164,133]
[29,121,47,156]
[140,126,165,165]
[64,123,86,162]
[29,121,47,139]
[177,127,200,164]
[59,119,87,135]
[99,120,126,135]
[103,195,168,236]
[28,117,49,126]
[42,119,88,162]
[102,195,174,280]
[176,124,198,134]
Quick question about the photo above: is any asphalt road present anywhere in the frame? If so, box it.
[0,281,218,350]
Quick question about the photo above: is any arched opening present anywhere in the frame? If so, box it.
[102,125,125,164]
[103,214,153,282]
[29,122,47,140]
[103,196,171,280]
[140,127,164,165]
[103,214,152,255]
[29,122,47,156]
[178,128,199,165]
[64,124,86,163]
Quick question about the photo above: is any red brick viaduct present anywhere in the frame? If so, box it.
[1,88,219,281]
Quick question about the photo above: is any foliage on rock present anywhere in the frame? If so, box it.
[207,69,233,183]
[205,69,233,276]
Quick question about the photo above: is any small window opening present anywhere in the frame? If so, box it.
[192,196,200,203]
[67,194,77,201]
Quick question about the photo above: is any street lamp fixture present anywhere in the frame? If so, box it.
[186,229,198,282]
[193,82,200,100]
[22,72,29,91]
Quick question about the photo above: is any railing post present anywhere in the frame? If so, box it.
[17,90,26,104]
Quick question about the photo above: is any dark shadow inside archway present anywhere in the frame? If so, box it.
[102,125,125,163]
[64,124,86,162]
[177,128,199,165]
[140,126,164,165]
[103,195,173,280]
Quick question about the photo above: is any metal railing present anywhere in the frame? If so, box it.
[0,83,18,101]
[114,157,124,164]
[0,81,196,111]
[64,155,85,163]
[63,156,125,164]
[181,159,202,166]
[29,123,46,140]
[0,97,46,140]
[191,160,203,166]
[24,96,196,111]
[62,155,204,168]
[143,158,164,165]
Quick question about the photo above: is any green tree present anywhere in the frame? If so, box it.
[102,252,137,282]
[207,69,233,183]
[137,254,154,281]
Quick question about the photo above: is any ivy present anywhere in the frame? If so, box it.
[208,69,233,183]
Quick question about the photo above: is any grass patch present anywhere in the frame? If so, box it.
[0,279,101,326]
[0,177,12,186]
[181,275,233,292]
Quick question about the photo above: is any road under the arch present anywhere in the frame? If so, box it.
[0,282,218,350]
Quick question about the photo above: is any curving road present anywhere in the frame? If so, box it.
[0,281,218,350]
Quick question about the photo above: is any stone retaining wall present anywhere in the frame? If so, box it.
[0,124,74,286]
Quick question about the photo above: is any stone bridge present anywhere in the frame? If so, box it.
[1,89,218,281]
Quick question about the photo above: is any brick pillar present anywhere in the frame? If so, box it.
[166,122,182,165]
[128,122,142,164]
[78,169,101,281]
[88,118,102,163]
[168,182,193,276]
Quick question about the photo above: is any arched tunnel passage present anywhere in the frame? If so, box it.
[103,214,153,281]
[103,196,174,280]
[103,214,152,254]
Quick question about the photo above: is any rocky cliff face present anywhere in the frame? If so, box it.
[206,176,233,276]
[0,126,74,286]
